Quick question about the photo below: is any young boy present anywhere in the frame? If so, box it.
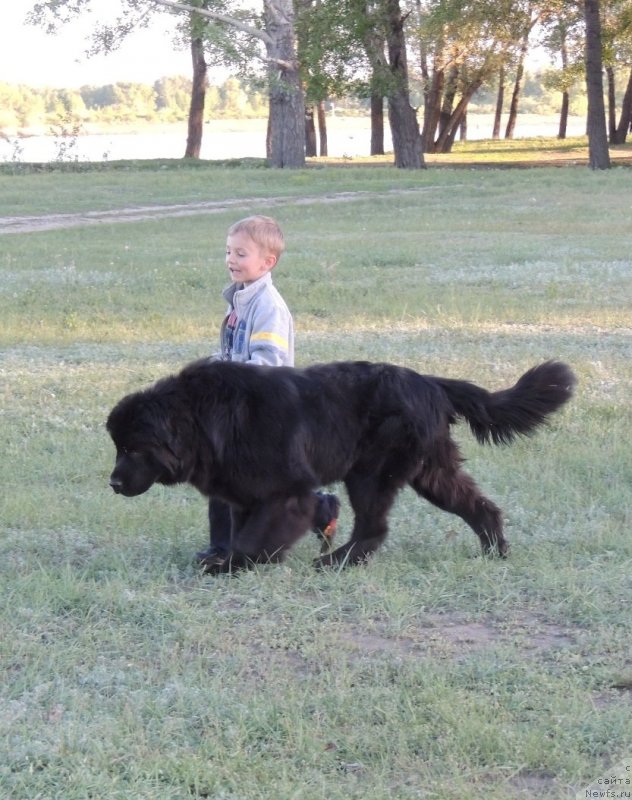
[197,215,339,571]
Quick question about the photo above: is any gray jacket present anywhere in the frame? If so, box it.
[217,273,294,367]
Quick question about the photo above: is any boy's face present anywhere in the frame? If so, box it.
[225,231,277,286]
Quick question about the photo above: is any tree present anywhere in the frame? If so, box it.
[416,0,510,153]
[296,0,385,158]
[294,0,425,166]
[612,67,632,142]
[504,2,543,139]
[383,0,425,167]
[357,1,389,155]
[295,0,363,157]
[556,25,572,139]
[262,0,305,166]
[584,0,611,168]
[492,62,506,138]
[112,82,157,119]
[600,0,632,144]
[28,0,262,160]
[185,35,207,157]
[30,1,195,148]
[540,2,585,139]
[155,0,262,158]
[153,75,192,118]
[155,0,305,167]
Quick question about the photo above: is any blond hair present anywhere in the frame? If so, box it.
[227,215,286,261]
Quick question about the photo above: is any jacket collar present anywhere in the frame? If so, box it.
[222,272,273,307]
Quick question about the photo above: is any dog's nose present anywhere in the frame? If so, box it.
[109,477,123,493]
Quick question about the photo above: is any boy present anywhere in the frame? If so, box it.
[197,215,340,571]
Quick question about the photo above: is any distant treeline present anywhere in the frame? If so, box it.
[0,76,271,130]
[1,72,587,132]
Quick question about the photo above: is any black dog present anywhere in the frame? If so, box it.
[106,359,575,572]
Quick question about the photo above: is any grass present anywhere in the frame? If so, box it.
[1,151,631,799]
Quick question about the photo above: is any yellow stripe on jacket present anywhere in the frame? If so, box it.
[250,331,289,349]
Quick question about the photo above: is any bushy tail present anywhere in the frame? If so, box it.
[437,361,576,446]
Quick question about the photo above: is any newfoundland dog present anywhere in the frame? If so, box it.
[106,358,575,572]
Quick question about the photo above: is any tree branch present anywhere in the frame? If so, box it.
[151,0,273,47]
[263,0,292,27]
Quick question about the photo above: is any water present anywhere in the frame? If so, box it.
[3,128,270,163]
[1,115,584,163]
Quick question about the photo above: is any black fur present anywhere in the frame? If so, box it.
[106,359,576,571]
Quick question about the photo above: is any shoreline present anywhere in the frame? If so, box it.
[2,113,585,141]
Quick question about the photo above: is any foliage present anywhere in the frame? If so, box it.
[20,0,632,164]
[296,0,369,104]
[0,77,269,130]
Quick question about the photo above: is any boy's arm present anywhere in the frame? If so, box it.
[248,303,293,367]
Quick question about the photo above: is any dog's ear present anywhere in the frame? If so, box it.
[160,417,185,474]
[137,403,181,476]
[150,399,196,478]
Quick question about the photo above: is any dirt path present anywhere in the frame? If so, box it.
[0,188,436,235]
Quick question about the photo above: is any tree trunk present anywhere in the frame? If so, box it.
[154,0,304,166]
[370,93,385,155]
[558,31,569,139]
[317,100,328,156]
[493,64,505,139]
[418,0,442,154]
[421,66,444,153]
[437,65,458,141]
[305,106,317,156]
[434,80,482,153]
[184,37,207,158]
[385,0,424,168]
[584,0,610,169]
[416,0,430,146]
[459,112,467,141]
[613,67,632,144]
[505,39,528,139]
[264,0,305,168]
[360,15,387,156]
[387,96,423,167]
[266,114,272,161]
[605,65,617,142]
[558,91,569,139]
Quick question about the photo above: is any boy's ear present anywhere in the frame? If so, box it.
[264,253,278,270]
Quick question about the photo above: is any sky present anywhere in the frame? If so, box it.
[0,2,195,88]
[2,1,551,91]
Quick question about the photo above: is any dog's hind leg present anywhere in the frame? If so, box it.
[315,471,401,569]
[409,457,508,558]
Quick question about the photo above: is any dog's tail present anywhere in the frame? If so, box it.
[436,361,576,445]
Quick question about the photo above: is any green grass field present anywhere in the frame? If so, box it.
[1,156,631,799]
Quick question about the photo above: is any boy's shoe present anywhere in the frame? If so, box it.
[312,492,340,553]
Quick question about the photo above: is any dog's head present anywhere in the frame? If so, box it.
[106,385,187,497]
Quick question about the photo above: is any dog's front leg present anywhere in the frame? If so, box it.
[231,493,316,564]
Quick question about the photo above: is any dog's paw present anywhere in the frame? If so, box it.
[481,541,510,559]
[313,544,368,570]
[196,549,230,574]
[313,553,335,570]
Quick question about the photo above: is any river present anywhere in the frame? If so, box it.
[1,114,585,164]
